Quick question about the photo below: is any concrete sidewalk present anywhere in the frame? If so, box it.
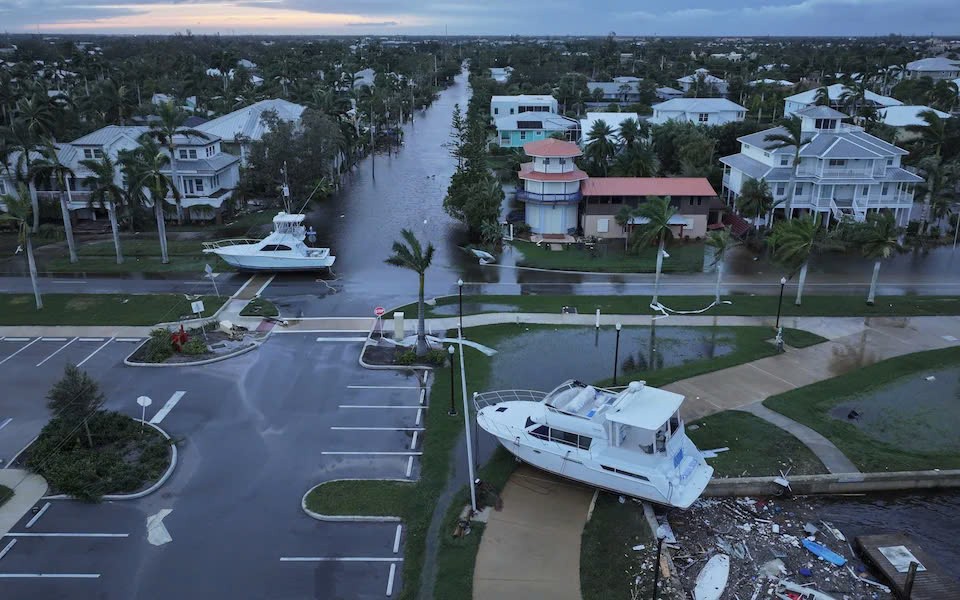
[0,470,48,538]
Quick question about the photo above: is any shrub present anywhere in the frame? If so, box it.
[395,349,418,365]
[143,328,173,363]
[513,222,532,236]
[927,226,940,238]
[181,338,209,356]
[425,348,448,366]
[395,348,447,366]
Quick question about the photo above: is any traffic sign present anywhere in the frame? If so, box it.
[374,306,385,317]
[204,263,213,274]
[191,300,205,314]
[137,396,152,408]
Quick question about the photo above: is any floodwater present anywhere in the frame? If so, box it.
[830,366,960,453]
[483,325,736,392]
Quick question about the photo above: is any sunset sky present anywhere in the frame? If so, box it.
[1,0,958,36]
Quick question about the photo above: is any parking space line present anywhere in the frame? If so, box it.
[280,557,404,562]
[387,563,397,596]
[330,427,425,431]
[347,385,420,390]
[0,573,101,578]
[0,418,11,431]
[36,338,78,367]
[77,338,104,342]
[392,525,402,554]
[39,338,68,342]
[24,502,51,529]
[150,391,186,425]
[0,539,16,561]
[410,432,418,450]
[320,451,422,456]
[339,405,423,409]
[76,338,114,367]
[0,338,40,366]
[2,338,30,342]
[115,338,142,342]
[3,532,128,538]
[415,408,423,426]
[405,456,413,478]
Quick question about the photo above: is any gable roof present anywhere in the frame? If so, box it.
[878,105,951,127]
[653,98,747,113]
[522,138,582,158]
[785,84,902,108]
[580,177,717,197]
[795,105,848,119]
[197,99,306,143]
[737,124,909,157]
[70,125,148,146]
[907,57,960,72]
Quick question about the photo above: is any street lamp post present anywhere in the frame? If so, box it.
[651,529,666,600]
[775,277,787,353]
[613,323,622,386]
[448,345,457,416]
[457,278,464,334]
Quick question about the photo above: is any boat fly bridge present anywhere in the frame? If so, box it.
[475,379,713,508]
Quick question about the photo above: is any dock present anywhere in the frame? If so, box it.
[855,533,960,599]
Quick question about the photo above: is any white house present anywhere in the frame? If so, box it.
[904,57,960,81]
[783,84,901,117]
[579,112,641,147]
[677,69,729,96]
[709,52,742,62]
[490,95,559,119]
[237,58,257,70]
[749,79,794,89]
[719,105,923,226]
[489,67,513,83]
[197,98,307,165]
[587,81,642,103]
[649,98,747,126]
[516,139,586,235]
[878,105,951,141]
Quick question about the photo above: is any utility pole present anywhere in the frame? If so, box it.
[370,114,375,179]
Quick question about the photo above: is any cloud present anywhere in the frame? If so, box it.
[345,20,398,26]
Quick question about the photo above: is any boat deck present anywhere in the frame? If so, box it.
[855,533,960,599]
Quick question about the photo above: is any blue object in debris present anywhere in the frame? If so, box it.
[798,567,813,577]
[802,539,847,566]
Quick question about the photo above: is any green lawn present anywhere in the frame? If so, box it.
[764,347,960,472]
[304,480,413,517]
[512,240,705,273]
[581,492,656,600]
[41,239,231,274]
[0,294,225,326]
[687,411,826,477]
[239,297,279,317]
[0,484,12,508]
[404,294,960,318]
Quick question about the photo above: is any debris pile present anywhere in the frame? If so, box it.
[666,497,892,599]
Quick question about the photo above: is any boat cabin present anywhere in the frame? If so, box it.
[604,382,685,458]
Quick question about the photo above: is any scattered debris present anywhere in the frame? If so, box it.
[694,554,730,600]
[633,544,647,551]
[802,539,847,566]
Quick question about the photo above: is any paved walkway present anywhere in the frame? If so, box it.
[0,470,48,538]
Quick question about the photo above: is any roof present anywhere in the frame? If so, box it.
[197,99,306,143]
[587,81,640,94]
[491,94,556,104]
[677,72,727,85]
[652,98,747,113]
[719,154,772,180]
[737,124,908,156]
[820,137,883,159]
[794,105,849,119]
[521,138,582,158]
[580,177,717,198]
[656,87,684,95]
[906,57,960,72]
[518,163,587,182]
[785,84,902,107]
[878,105,951,127]
[495,113,577,131]
[70,125,148,146]
[164,151,239,173]
[605,382,684,430]
[749,79,794,87]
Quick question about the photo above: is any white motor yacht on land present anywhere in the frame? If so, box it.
[202,212,335,271]
[475,379,713,508]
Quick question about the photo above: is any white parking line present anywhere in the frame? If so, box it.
[36,338,78,367]
[115,338,142,343]
[320,451,422,456]
[24,502,51,529]
[347,385,421,390]
[3,532,128,538]
[77,338,104,342]
[0,539,16,561]
[339,405,423,409]
[415,408,423,426]
[0,418,11,431]
[330,427,425,431]
[392,525,402,554]
[0,573,101,578]
[410,432,419,450]
[280,557,404,562]
[405,456,413,478]
[76,338,114,367]
[387,563,397,596]
[39,338,68,342]
[315,337,367,343]
[0,338,40,367]
[150,391,186,425]
[1,338,30,342]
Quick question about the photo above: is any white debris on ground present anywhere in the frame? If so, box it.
[666,497,893,599]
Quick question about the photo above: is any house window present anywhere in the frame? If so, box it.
[697,198,703,206]
[509,108,515,115]
[795,184,804,195]
[500,133,509,144]
[178,149,198,160]
[697,113,709,123]
[213,174,220,188]
[494,108,499,115]
[776,183,786,195]
[559,158,566,165]
[815,118,837,130]
[597,218,609,233]
[886,158,893,166]
[780,155,790,166]
[882,183,889,196]
[82,148,103,160]
[206,146,215,157]
[544,158,550,165]
[195,178,204,192]
[828,159,846,167]
[520,131,527,140]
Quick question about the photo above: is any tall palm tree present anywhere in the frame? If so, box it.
[736,177,781,227]
[132,138,177,264]
[764,116,810,220]
[584,120,617,176]
[80,155,124,264]
[705,227,739,305]
[385,229,435,356]
[144,102,209,224]
[3,120,42,232]
[612,142,660,177]
[0,184,42,309]
[631,196,677,307]
[906,109,947,159]
[852,212,903,305]
[617,118,641,149]
[33,142,78,263]
[813,86,831,107]
[768,213,841,305]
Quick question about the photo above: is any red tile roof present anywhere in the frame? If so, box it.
[580,177,717,197]
[522,138,583,158]
[519,163,588,182]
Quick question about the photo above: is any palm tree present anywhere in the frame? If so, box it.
[584,120,617,176]
[0,184,42,309]
[631,196,677,307]
[618,118,641,149]
[768,213,841,305]
[33,142,78,263]
[612,142,659,177]
[144,102,209,224]
[852,212,903,305]
[80,155,124,264]
[3,120,41,232]
[906,109,947,159]
[614,204,635,251]
[132,138,177,264]
[813,86,831,107]
[385,229,435,356]
[764,116,810,220]
[705,227,739,305]
[736,178,781,227]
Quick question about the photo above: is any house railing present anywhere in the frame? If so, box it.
[515,189,582,203]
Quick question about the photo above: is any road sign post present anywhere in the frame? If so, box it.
[137,396,152,435]
[192,300,208,341]
[204,264,220,298]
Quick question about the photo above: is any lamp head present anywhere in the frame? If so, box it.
[448,345,455,355]
[615,322,622,331]
[457,278,463,287]
[780,277,787,285]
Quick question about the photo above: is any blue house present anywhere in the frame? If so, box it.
[494,113,578,148]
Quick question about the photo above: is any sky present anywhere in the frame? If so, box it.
[1,0,959,36]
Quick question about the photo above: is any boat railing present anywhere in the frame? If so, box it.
[201,239,261,250]
[474,389,547,411]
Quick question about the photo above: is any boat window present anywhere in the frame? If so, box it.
[669,412,681,434]
[261,245,278,252]
[601,465,649,481]
[548,428,592,450]
[529,425,549,440]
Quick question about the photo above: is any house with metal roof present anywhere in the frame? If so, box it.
[783,84,902,118]
[719,106,922,226]
[649,98,747,126]
[676,69,729,96]
[494,113,578,148]
[197,99,307,165]
[878,105,951,141]
[905,57,960,81]
[587,81,642,103]
[490,95,559,119]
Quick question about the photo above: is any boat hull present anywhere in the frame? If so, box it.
[209,251,336,272]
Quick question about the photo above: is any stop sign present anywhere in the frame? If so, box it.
[374,306,385,317]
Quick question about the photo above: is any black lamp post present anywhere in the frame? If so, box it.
[613,322,622,386]
[457,278,464,334]
[775,276,787,329]
[651,531,666,600]
[448,345,457,416]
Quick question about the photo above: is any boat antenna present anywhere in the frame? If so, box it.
[295,177,328,215]
[280,161,292,213]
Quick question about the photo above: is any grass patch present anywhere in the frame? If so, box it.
[764,347,960,472]
[239,297,279,317]
[304,480,414,517]
[0,484,12,508]
[687,411,826,477]
[581,492,656,600]
[512,240,705,273]
[41,239,231,273]
[0,293,225,326]
[404,294,960,318]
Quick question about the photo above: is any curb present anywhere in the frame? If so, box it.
[42,421,178,501]
[300,479,414,522]
[357,321,435,374]
[123,338,261,367]
[704,468,960,497]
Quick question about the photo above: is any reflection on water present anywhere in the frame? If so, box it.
[485,325,735,392]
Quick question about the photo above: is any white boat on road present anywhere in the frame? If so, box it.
[202,212,335,272]
[475,379,713,508]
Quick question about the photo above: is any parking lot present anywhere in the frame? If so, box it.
[0,332,427,598]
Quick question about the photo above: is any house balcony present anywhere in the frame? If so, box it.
[37,189,92,211]
[796,167,874,179]
[515,189,582,203]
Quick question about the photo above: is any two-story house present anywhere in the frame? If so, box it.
[649,98,747,126]
[904,57,960,82]
[587,81,642,103]
[490,95,559,119]
[676,69,729,96]
[197,98,307,165]
[783,84,901,118]
[495,113,578,148]
[719,106,923,226]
